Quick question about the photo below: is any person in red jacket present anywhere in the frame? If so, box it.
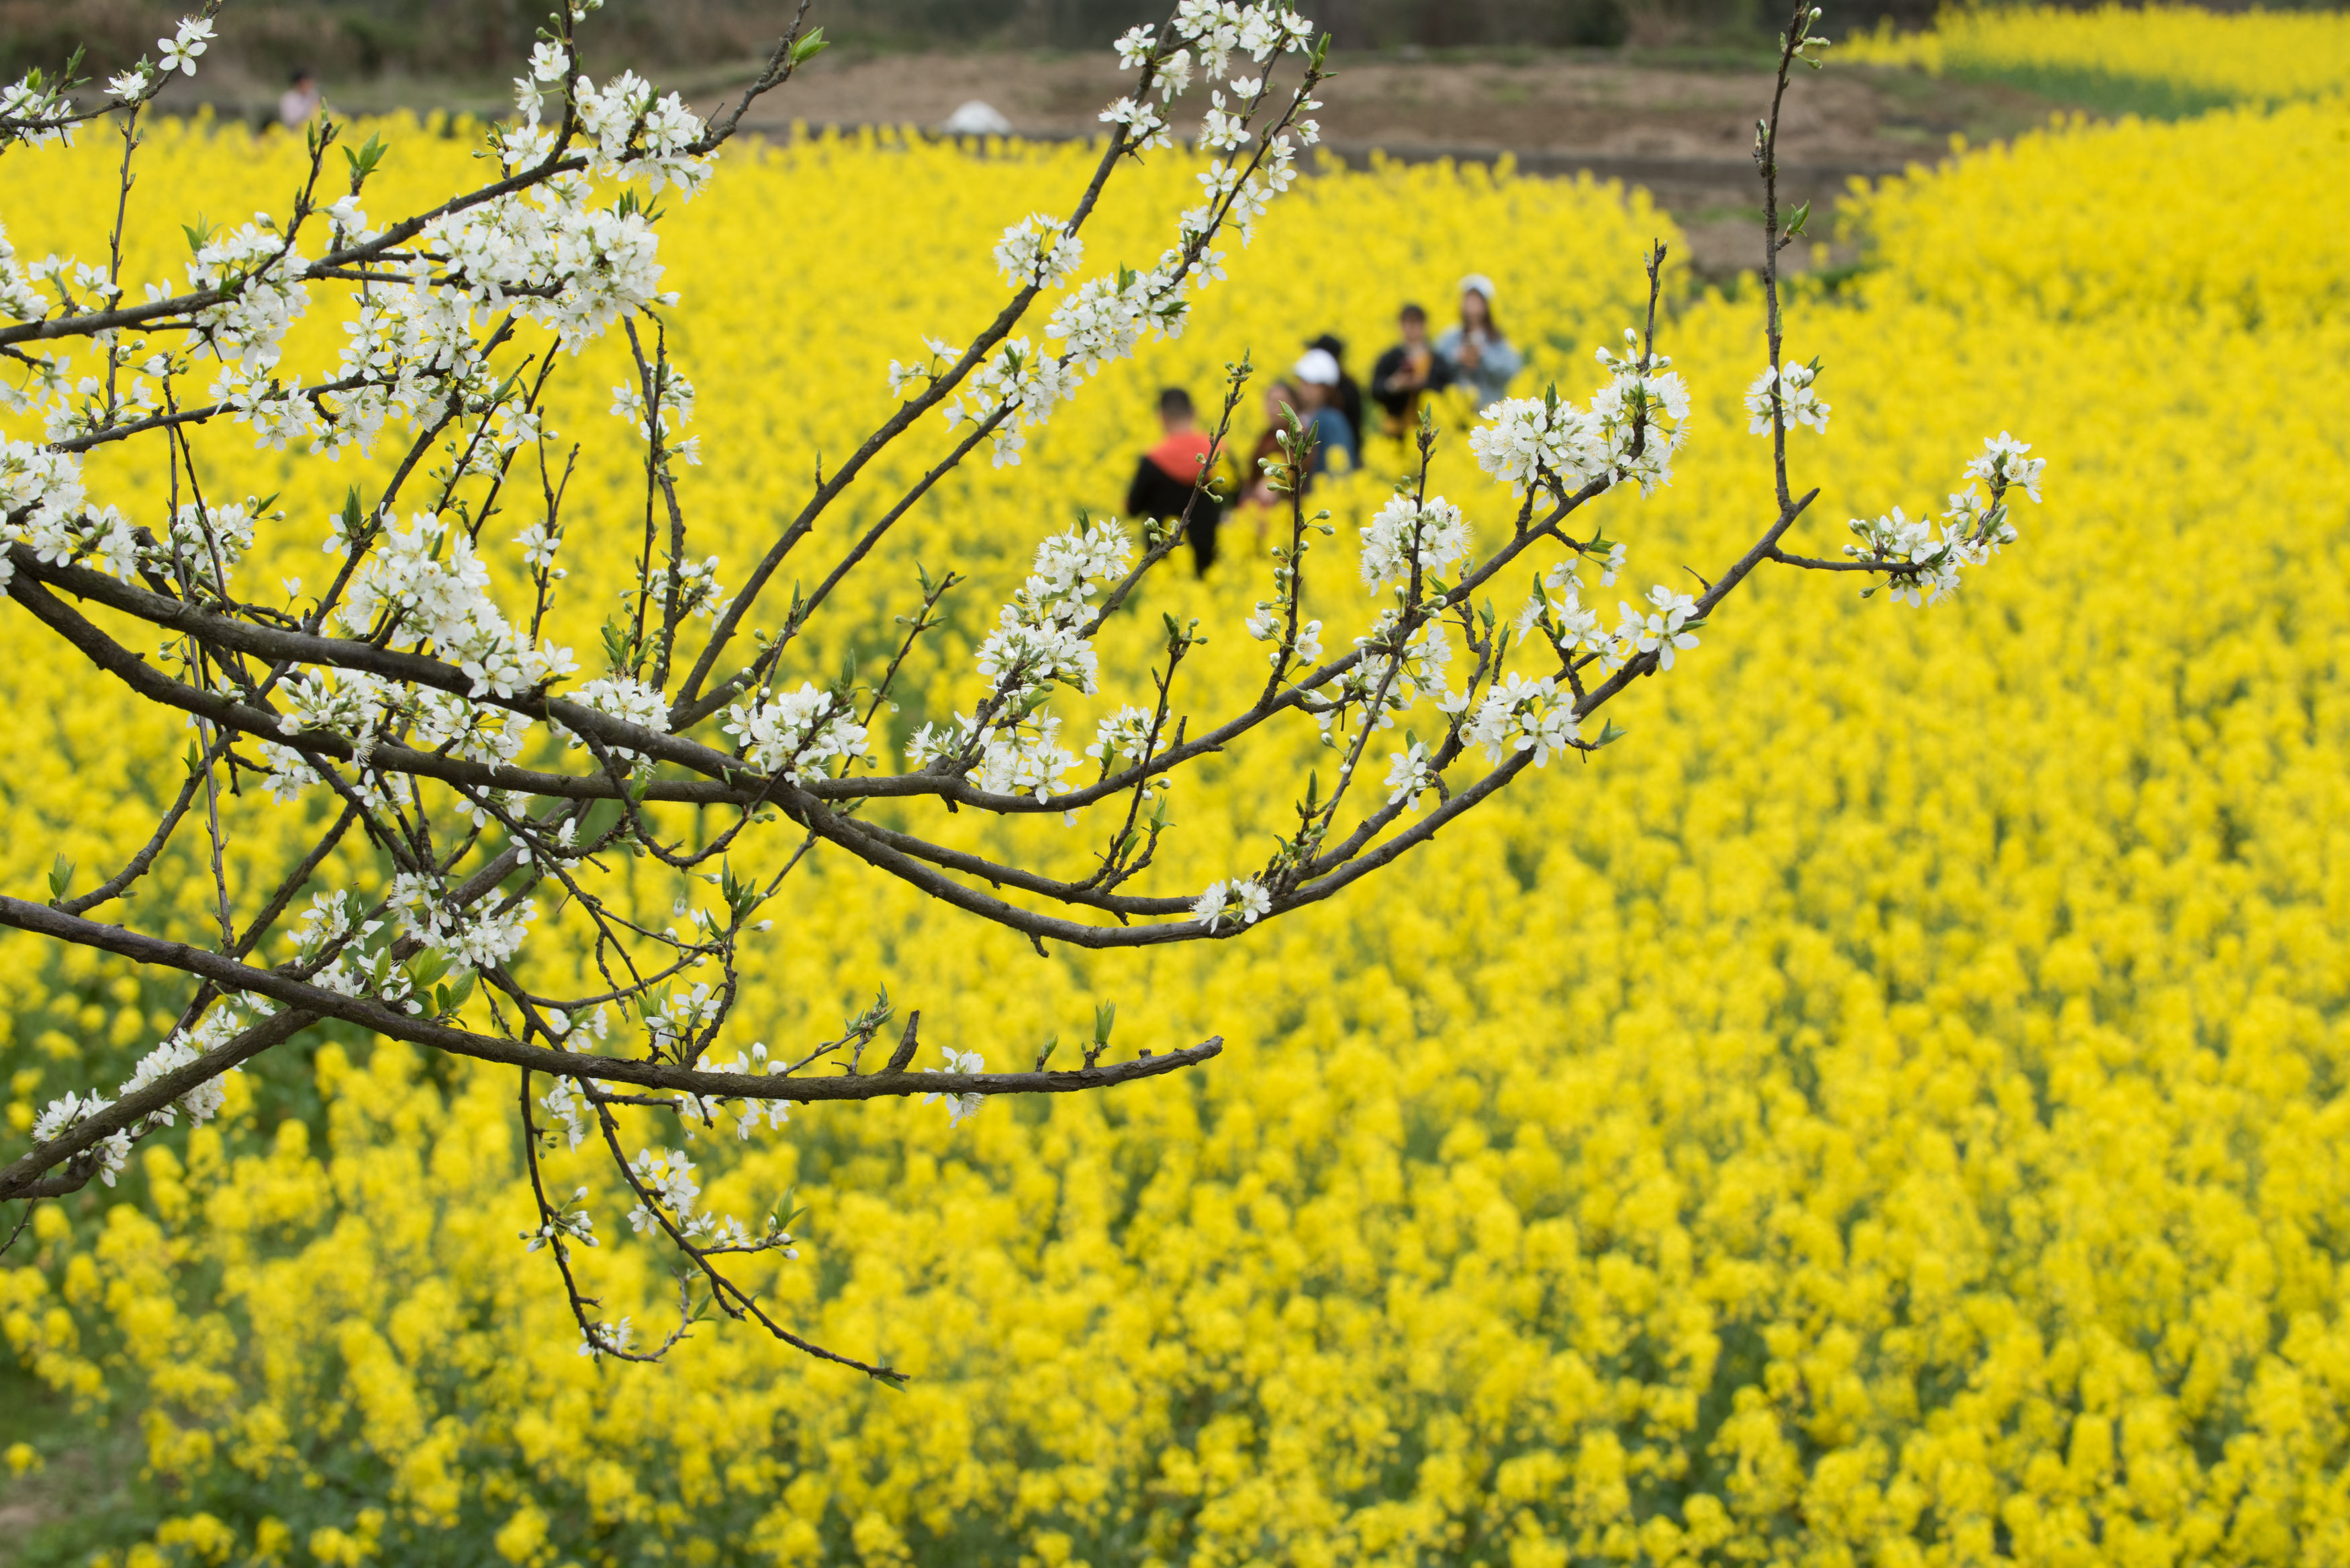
[1125,387,1229,577]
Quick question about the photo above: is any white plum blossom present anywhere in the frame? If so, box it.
[577,1316,637,1359]
[1605,583,1702,672]
[974,715,1078,802]
[28,1000,256,1186]
[1469,392,1602,499]
[922,1047,987,1129]
[1193,877,1272,932]
[1359,495,1473,591]
[992,213,1084,291]
[1844,436,2043,607]
[157,16,214,76]
[1384,741,1437,807]
[724,683,868,781]
[1744,358,1830,435]
[559,675,670,758]
[1468,673,1582,766]
[1969,430,2046,503]
[1086,704,1158,767]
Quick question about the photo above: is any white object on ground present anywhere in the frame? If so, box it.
[941,101,1014,136]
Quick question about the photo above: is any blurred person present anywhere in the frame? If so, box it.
[1241,378,1305,544]
[1370,302,1456,438]
[1291,347,1358,475]
[278,68,322,129]
[1125,387,1229,578]
[1436,273,1521,408]
[1304,331,1364,442]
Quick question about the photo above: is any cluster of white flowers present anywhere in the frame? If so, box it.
[1845,434,2043,607]
[1744,358,1830,435]
[908,522,1128,801]
[1243,600,1324,668]
[428,175,674,354]
[1193,876,1272,932]
[168,501,257,591]
[290,890,376,963]
[184,219,308,377]
[29,1091,128,1185]
[388,869,536,971]
[0,222,50,322]
[28,999,255,1185]
[992,213,1085,291]
[1325,611,1456,740]
[157,15,214,77]
[1603,584,1703,673]
[0,437,92,595]
[1470,334,1691,501]
[1467,672,1582,766]
[1969,430,2047,503]
[913,712,1079,803]
[723,682,869,782]
[558,674,671,759]
[885,334,961,401]
[1086,704,1158,769]
[645,981,726,1057]
[415,689,532,770]
[940,336,1074,466]
[522,1184,600,1253]
[572,70,708,195]
[334,511,579,701]
[1511,558,1607,654]
[577,1315,637,1359]
[982,521,1129,696]
[610,366,697,463]
[921,1046,988,1129]
[1383,740,1436,808]
[690,1042,794,1138]
[1359,494,1473,592]
[539,1079,592,1151]
[929,4,1315,464]
[1587,336,1693,495]
[0,67,81,151]
[624,1146,705,1236]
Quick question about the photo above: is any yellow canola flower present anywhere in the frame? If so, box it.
[3,77,2350,1568]
[1843,3,2350,107]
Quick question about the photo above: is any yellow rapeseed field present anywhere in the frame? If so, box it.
[1843,3,2350,107]
[5,25,2350,1565]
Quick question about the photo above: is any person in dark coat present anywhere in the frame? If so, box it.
[1370,303,1456,439]
[1125,387,1227,577]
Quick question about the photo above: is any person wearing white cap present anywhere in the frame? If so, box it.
[1436,273,1522,407]
[1290,346,1359,475]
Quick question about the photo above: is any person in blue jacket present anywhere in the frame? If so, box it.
[1436,273,1522,409]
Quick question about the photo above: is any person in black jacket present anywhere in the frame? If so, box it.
[1125,387,1228,577]
[1369,303,1456,440]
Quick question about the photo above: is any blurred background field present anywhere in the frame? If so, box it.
[4,3,2350,1565]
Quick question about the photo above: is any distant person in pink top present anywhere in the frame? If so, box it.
[279,68,321,129]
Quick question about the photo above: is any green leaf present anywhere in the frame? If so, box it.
[790,26,829,66]
[409,948,454,992]
[47,856,74,901]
